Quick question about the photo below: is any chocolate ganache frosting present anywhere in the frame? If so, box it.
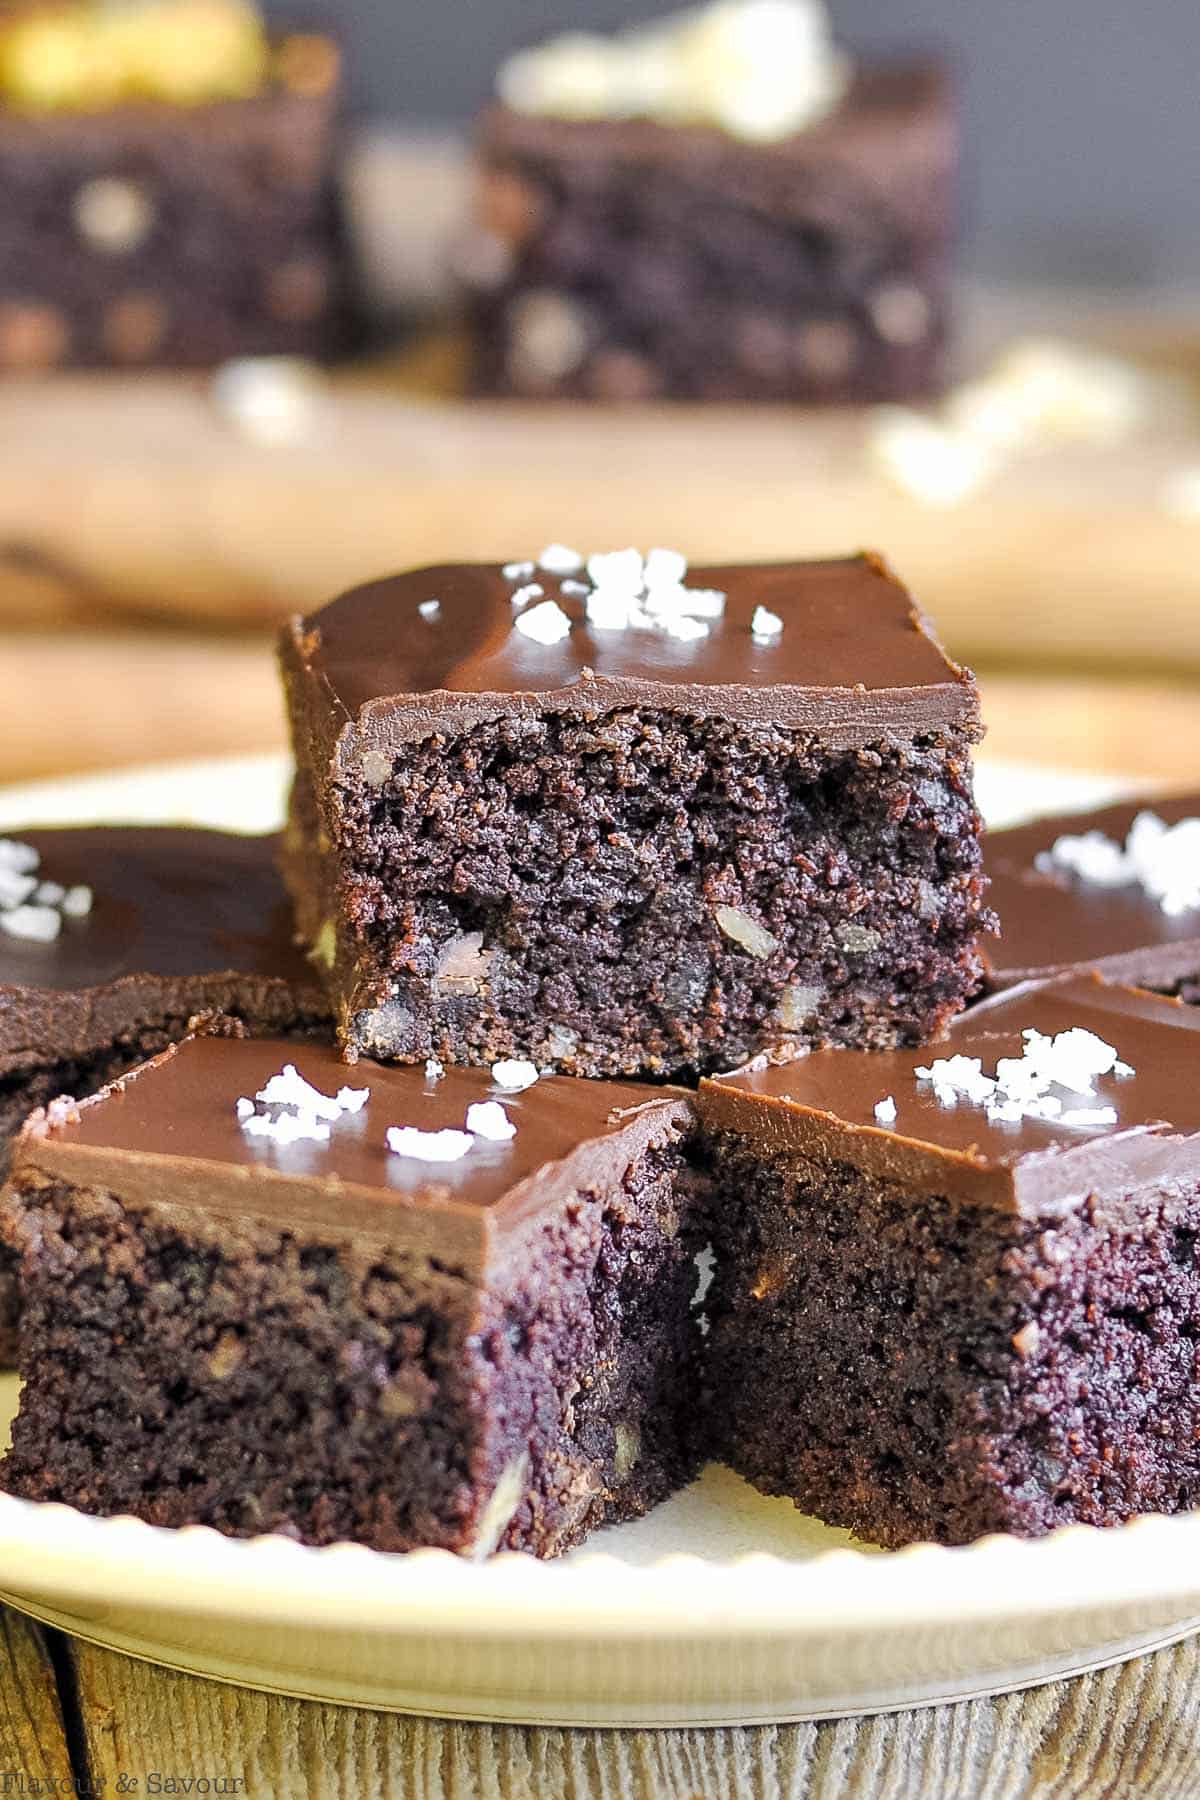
[0,828,325,1077]
[701,974,1200,1217]
[283,554,979,765]
[984,794,1200,990]
[16,1035,694,1272]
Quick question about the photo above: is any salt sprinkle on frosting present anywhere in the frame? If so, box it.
[539,543,584,574]
[425,1057,445,1082]
[502,560,536,581]
[1036,810,1200,917]
[492,1058,540,1091]
[0,904,61,943]
[466,1099,517,1142]
[513,598,571,644]
[418,599,441,620]
[385,1125,474,1164]
[874,1096,897,1126]
[510,582,545,610]
[751,605,783,642]
[0,839,39,875]
[237,1063,370,1147]
[0,837,93,936]
[915,1027,1133,1129]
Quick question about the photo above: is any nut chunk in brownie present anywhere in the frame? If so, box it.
[0,826,328,1362]
[699,974,1200,1548]
[463,0,956,402]
[1,1036,707,1557]
[984,792,1200,1001]
[279,550,989,1079]
[0,1,347,370]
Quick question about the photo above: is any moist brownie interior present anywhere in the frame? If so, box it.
[280,553,990,1078]
[1,1038,711,1556]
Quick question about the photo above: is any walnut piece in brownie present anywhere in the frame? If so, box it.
[279,550,990,1079]
[0,826,329,1362]
[0,1036,709,1557]
[699,973,1200,1547]
[984,792,1200,1001]
[463,1,956,403]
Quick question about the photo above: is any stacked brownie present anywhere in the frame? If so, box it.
[463,1,957,402]
[9,551,1200,1560]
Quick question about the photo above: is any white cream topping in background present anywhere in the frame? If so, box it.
[498,0,850,143]
[915,1028,1133,1129]
[0,836,92,943]
[1036,810,1200,917]
[868,338,1161,508]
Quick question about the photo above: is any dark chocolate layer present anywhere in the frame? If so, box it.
[701,974,1200,1216]
[16,1035,694,1274]
[984,793,1200,990]
[285,554,979,758]
[0,827,326,1077]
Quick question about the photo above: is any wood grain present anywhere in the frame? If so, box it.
[60,1629,1200,1799]
[0,302,1196,671]
[0,1611,73,1784]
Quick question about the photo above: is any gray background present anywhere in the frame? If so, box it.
[269,0,1200,286]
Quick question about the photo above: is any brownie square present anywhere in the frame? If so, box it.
[699,973,1200,1547]
[984,792,1200,1000]
[0,826,329,1361]
[279,551,989,1079]
[0,1036,708,1556]
[463,60,956,403]
[0,25,347,370]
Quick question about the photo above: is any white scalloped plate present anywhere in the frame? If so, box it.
[3,751,1198,1725]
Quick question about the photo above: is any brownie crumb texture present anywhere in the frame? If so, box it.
[303,711,987,1079]
[1,1138,709,1555]
[702,1136,1200,1547]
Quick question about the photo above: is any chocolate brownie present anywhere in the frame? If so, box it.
[0,4,348,369]
[984,793,1200,1000]
[699,973,1200,1547]
[464,7,956,403]
[279,550,989,1079]
[0,1035,709,1556]
[0,825,328,1360]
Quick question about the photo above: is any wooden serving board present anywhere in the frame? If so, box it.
[0,289,1198,671]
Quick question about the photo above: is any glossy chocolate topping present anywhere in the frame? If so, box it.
[985,794,1200,989]
[287,554,977,759]
[700,974,1200,1216]
[0,828,325,1074]
[17,1035,693,1269]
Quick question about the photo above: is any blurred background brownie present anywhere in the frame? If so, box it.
[462,0,956,402]
[0,0,350,369]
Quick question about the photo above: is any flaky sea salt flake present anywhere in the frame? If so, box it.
[60,885,94,920]
[751,605,783,642]
[385,1125,473,1163]
[425,1058,445,1082]
[335,1084,370,1114]
[0,839,38,875]
[0,904,60,943]
[0,869,36,909]
[643,547,688,589]
[513,599,571,644]
[538,543,584,574]
[510,582,545,610]
[502,561,536,581]
[467,1100,517,1142]
[418,599,441,620]
[874,1096,897,1126]
[492,1058,539,1091]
